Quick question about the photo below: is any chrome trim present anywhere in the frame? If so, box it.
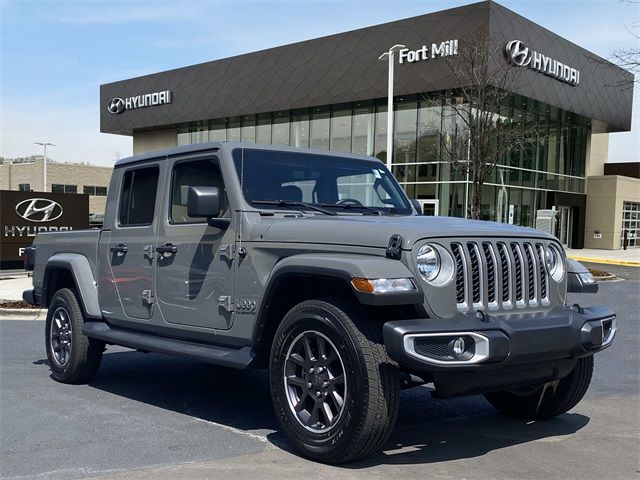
[403,331,490,365]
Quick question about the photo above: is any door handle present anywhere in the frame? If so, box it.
[156,243,178,257]
[110,244,128,256]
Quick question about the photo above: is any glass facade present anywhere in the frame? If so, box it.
[177,90,590,228]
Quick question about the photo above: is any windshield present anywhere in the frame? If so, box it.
[232,148,413,215]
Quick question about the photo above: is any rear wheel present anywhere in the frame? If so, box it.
[484,356,594,420]
[45,288,104,384]
[269,298,400,464]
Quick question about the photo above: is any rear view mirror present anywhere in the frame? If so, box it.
[187,186,229,227]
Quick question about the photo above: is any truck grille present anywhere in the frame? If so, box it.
[451,241,550,312]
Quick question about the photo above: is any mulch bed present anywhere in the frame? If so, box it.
[0,300,39,309]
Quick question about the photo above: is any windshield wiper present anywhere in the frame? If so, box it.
[320,203,382,215]
[251,199,337,216]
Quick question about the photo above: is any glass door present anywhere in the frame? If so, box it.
[557,206,572,248]
[418,199,439,216]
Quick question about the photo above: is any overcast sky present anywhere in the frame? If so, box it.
[1,0,638,166]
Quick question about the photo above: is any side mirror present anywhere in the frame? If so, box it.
[566,258,598,294]
[187,186,230,228]
[411,199,422,215]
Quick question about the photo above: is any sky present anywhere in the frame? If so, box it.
[0,0,638,167]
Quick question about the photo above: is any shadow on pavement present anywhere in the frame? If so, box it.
[344,412,589,467]
[70,349,590,466]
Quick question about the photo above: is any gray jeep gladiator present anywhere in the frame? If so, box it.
[23,142,616,463]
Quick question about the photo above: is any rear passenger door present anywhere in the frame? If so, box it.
[106,164,162,320]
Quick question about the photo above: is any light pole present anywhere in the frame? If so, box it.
[34,142,55,192]
[378,44,405,171]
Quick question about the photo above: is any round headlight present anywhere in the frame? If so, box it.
[545,245,565,281]
[416,244,441,282]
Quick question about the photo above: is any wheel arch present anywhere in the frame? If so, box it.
[43,254,101,319]
[251,253,423,354]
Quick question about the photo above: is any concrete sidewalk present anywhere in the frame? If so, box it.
[0,274,32,301]
[566,248,640,267]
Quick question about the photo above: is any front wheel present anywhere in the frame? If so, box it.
[45,288,104,384]
[269,298,400,464]
[484,356,594,420]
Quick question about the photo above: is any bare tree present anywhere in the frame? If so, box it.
[424,32,544,220]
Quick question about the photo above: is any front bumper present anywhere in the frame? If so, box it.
[384,304,615,395]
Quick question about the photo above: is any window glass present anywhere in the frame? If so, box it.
[256,113,271,144]
[170,159,226,223]
[18,183,30,192]
[119,166,159,226]
[310,106,330,150]
[394,97,418,164]
[96,186,108,196]
[417,95,442,163]
[330,104,352,152]
[227,117,241,142]
[191,121,209,143]
[52,184,77,194]
[351,102,375,156]
[241,115,256,143]
[373,100,388,162]
[290,109,310,148]
[272,111,290,145]
[83,186,96,195]
[209,119,226,142]
[232,148,412,215]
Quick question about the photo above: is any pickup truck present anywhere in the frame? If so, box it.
[23,142,616,463]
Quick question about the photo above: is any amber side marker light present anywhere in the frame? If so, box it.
[351,277,416,294]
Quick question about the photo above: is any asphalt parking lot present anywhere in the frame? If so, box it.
[1,273,638,480]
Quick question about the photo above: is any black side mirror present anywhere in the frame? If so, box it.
[411,199,422,215]
[187,186,230,228]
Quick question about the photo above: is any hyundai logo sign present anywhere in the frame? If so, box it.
[107,90,172,114]
[108,98,125,114]
[505,40,580,86]
[15,198,63,222]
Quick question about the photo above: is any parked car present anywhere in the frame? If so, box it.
[23,142,615,463]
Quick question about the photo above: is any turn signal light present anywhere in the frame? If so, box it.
[351,277,416,294]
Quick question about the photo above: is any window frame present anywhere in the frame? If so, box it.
[117,164,160,228]
[167,156,225,226]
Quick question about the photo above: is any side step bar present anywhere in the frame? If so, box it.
[83,321,256,369]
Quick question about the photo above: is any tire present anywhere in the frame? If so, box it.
[45,288,104,384]
[484,356,594,420]
[269,298,400,464]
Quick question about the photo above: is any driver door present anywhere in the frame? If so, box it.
[154,154,236,330]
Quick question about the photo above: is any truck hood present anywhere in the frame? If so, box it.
[263,215,556,250]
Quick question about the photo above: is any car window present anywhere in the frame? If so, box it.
[170,158,227,224]
[232,148,412,215]
[119,166,159,226]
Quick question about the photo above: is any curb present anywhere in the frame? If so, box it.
[0,308,47,321]
[568,256,640,268]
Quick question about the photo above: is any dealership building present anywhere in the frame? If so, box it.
[100,1,635,249]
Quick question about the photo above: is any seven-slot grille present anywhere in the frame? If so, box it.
[451,241,550,312]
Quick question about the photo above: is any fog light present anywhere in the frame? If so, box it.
[452,337,466,358]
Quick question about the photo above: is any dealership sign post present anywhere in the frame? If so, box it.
[0,190,89,266]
